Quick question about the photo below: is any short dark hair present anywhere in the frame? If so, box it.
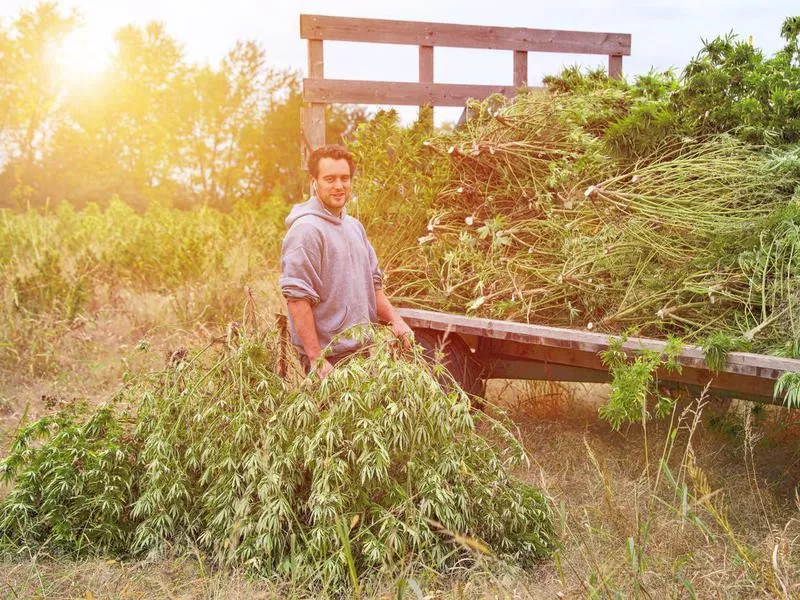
[308,145,356,178]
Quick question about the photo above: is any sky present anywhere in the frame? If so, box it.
[2,0,796,123]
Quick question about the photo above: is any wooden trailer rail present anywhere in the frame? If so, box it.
[397,308,800,404]
[300,14,631,166]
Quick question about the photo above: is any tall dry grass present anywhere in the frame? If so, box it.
[498,381,800,598]
[0,375,797,598]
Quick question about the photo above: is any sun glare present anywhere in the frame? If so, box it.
[57,27,113,82]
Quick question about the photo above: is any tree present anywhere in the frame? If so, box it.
[0,2,76,208]
[41,21,191,209]
[180,41,279,209]
[1,5,371,211]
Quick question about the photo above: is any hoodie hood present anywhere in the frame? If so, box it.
[285,196,346,228]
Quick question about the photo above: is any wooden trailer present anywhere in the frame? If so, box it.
[298,14,800,405]
[397,308,800,405]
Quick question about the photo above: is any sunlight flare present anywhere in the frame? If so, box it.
[56,26,113,82]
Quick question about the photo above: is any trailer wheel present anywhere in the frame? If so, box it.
[412,328,486,401]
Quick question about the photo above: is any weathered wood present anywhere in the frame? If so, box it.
[397,308,800,401]
[418,45,434,130]
[487,356,610,383]
[419,45,434,82]
[302,39,326,169]
[481,337,778,399]
[300,14,631,56]
[513,50,528,88]
[308,39,324,79]
[608,54,623,79]
[301,106,325,165]
[300,107,309,169]
[398,308,800,378]
[486,356,779,403]
[304,78,527,106]
[305,106,325,145]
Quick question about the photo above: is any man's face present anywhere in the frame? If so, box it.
[312,157,351,215]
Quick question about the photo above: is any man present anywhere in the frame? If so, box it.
[280,144,413,379]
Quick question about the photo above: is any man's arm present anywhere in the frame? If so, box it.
[375,288,413,348]
[286,298,333,379]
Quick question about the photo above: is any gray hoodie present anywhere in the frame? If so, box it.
[279,196,383,357]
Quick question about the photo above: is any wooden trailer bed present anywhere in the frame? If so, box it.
[398,308,800,404]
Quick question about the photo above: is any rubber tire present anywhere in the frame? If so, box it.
[412,328,486,400]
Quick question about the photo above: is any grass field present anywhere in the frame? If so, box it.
[2,10,800,597]
[1,281,799,598]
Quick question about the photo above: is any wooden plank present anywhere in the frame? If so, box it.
[300,14,631,56]
[513,50,528,88]
[482,338,778,399]
[303,39,326,168]
[419,45,434,82]
[305,106,325,146]
[608,54,623,79]
[304,78,524,106]
[418,45,434,130]
[485,355,778,404]
[398,309,800,376]
[397,308,800,400]
[487,356,610,383]
[301,106,325,155]
[300,106,312,156]
[308,39,324,79]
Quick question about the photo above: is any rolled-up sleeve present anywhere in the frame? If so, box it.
[280,223,323,305]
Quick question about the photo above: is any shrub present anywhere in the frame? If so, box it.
[674,17,800,145]
[0,327,555,589]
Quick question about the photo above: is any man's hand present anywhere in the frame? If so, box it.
[391,318,414,350]
[312,358,334,380]
[375,288,413,350]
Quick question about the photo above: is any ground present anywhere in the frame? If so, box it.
[1,291,799,599]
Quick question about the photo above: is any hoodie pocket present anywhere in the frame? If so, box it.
[330,306,350,334]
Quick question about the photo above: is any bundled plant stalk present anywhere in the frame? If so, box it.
[0,325,554,587]
[353,92,800,356]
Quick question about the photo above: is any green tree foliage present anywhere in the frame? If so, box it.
[182,41,280,209]
[673,17,800,144]
[0,3,366,211]
[0,3,77,206]
[38,21,194,210]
